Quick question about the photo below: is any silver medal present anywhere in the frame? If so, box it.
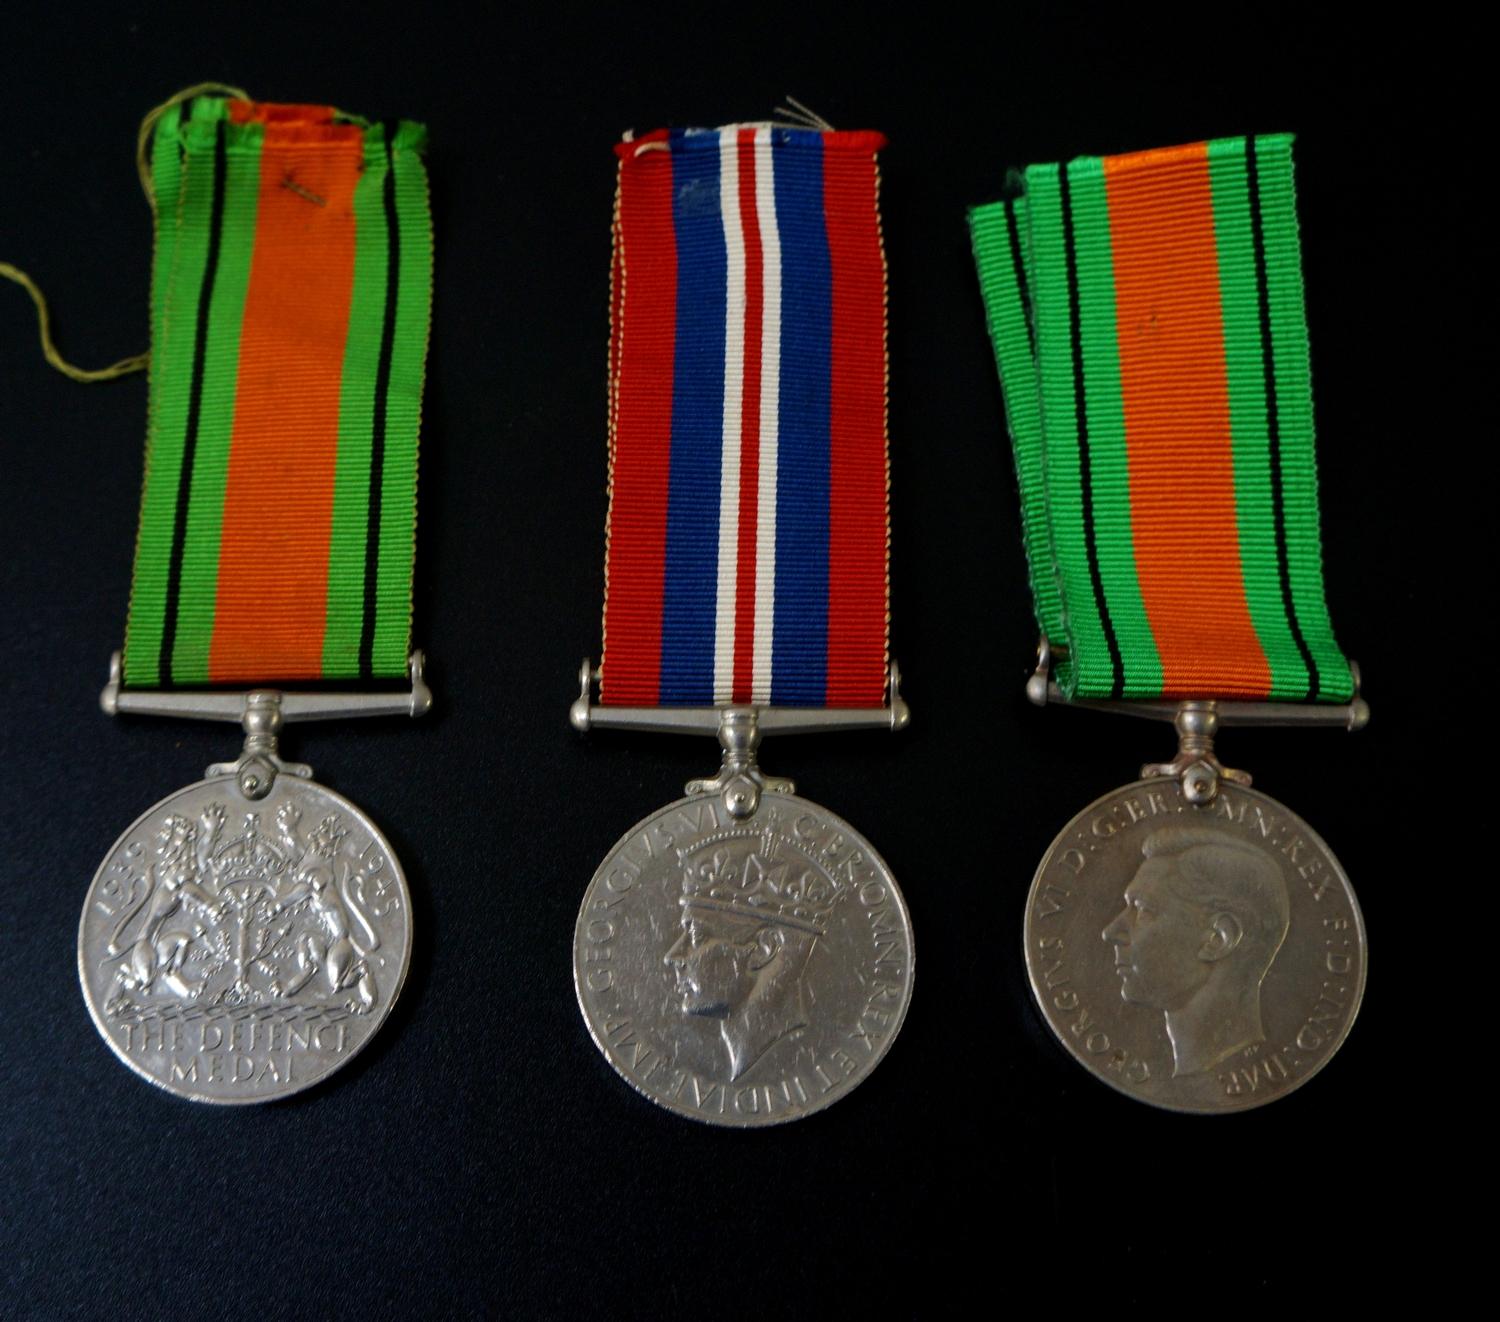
[1022,700,1366,1113]
[574,789,912,1127]
[81,656,428,1103]
[570,669,913,1126]
[80,773,411,1104]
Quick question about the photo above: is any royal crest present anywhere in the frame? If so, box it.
[98,796,395,1023]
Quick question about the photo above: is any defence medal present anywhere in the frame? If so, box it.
[970,135,1367,1112]
[77,95,434,1103]
[570,120,913,1127]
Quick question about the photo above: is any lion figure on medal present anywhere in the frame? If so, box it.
[101,796,388,1019]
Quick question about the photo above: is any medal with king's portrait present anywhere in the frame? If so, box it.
[971,133,1371,1112]
[79,770,412,1104]
[570,119,914,1125]
[574,791,912,1127]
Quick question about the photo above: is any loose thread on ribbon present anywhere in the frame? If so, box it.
[2,80,251,383]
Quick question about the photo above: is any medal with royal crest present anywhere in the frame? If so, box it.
[76,92,435,1102]
[571,113,913,1126]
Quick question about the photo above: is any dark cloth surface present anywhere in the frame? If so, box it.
[0,5,1446,1314]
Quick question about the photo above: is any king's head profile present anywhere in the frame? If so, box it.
[664,835,846,1081]
[1103,826,1291,1077]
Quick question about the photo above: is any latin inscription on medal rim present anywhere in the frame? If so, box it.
[79,775,412,1104]
[1024,778,1365,1114]
[574,791,914,1127]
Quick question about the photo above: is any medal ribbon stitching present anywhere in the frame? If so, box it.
[602,126,889,707]
[122,97,432,687]
[969,134,1351,702]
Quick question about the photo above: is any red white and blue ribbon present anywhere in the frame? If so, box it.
[602,125,890,708]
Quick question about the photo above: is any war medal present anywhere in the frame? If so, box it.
[571,119,913,1126]
[970,136,1366,1113]
[77,95,434,1103]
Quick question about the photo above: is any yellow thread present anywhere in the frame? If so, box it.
[3,81,251,383]
[0,262,150,382]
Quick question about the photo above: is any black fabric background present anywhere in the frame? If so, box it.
[0,5,1451,1314]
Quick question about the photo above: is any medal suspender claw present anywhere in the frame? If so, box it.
[571,122,914,1127]
[73,93,435,1103]
[970,135,1366,1113]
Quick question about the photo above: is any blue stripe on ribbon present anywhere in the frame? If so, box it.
[659,134,726,704]
[770,128,831,704]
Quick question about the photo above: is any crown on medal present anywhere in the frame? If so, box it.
[679,841,846,934]
[212,813,289,883]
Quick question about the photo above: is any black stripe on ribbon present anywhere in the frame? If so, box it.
[1246,136,1321,700]
[1059,164,1123,699]
[1003,196,1035,353]
[158,116,227,688]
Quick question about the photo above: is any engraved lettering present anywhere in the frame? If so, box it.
[1221,1053,1292,1096]
[673,803,719,836]
[1039,956,1069,991]
[691,1077,725,1112]
[602,868,636,897]
[792,814,822,841]
[1304,857,1332,901]
[1034,884,1069,918]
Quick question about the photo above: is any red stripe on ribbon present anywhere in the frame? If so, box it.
[824,142,889,705]
[732,128,764,705]
[601,142,677,705]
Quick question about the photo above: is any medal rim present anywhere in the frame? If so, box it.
[1022,776,1366,1116]
[78,771,414,1106]
[573,789,915,1128]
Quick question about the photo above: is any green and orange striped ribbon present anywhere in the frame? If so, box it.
[970,135,1352,703]
[124,96,432,688]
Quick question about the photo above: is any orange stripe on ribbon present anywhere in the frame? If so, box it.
[209,119,363,682]
[1104,143,1271,697]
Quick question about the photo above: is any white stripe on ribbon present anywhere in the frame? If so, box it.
[752,127,780,705]
[713,126,744,704]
